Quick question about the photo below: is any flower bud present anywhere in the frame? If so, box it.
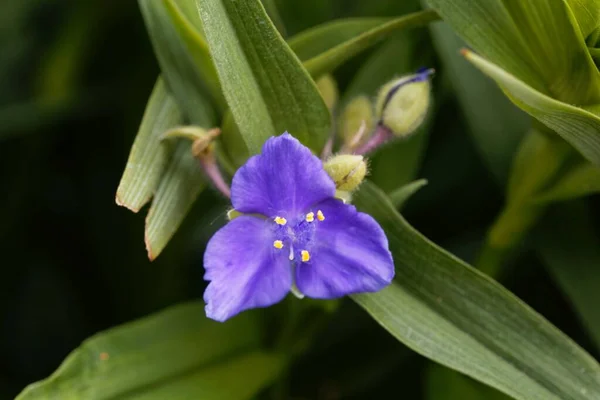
[316,74,338,111]
[375,68,433,138]
[339,95,374,147]
[324,154,367,191]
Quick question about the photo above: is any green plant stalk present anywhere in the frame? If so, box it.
[476,128,572,277]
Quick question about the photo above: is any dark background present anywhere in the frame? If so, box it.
[1,0,597,399]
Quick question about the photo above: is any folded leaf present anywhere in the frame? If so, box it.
[299,10,439,78]
[140,0,215,125]
[565,0,600,38]
[535,202,600,348]
[288,18,388,61]
[145,142,206,260]
[116,78,182,212]
[427,0,600,104]
[197,0,330,155]
[353,182,600,400]
[464,50,600,167]
[16,303,285,399]
[162,0,225,109]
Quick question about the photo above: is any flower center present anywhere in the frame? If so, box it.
[272,210,325,263]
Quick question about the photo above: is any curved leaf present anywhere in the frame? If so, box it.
[352,182,600,400]
[196,0,330,155]
[288,18,388,61]
[566,0,600,38]
[140,0,215,125]
[145,142,206,260]
[116,78,182,212]
[427,0,600,104]
[16,303,285,399]
[162,0,225,108]
[300,10,439,78]
[464,50,600,167]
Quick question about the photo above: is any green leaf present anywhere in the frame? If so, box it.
[16,302,285,399]
[464,50,600,167]
[565,0,600,38]
[535,202,600,348]
[162,0,225,109]
[261,0,287,37]
[145,142,206,260]
[352,182,600,400]
[533,162,600,204]
[388,179,428,210]
[140,0,215,125]
[197,0,330,155]
[427,0,600,104]
[288,18,388,62]
[116,78,182,212]
[429,22,529,182]
[427,364,511,400]
[297,10,439,78]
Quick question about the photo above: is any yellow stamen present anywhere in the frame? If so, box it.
[273,240,284,249]
[306,212,315,222]
[274,216,287,225]
[301,250,310,262]
[317,210,325,221]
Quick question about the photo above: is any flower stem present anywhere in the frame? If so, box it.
[475,128,572,277]
[354,124,393,155]
[198,154,231,198]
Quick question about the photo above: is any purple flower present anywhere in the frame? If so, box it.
[203,133,394,322]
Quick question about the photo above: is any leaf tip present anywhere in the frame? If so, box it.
[144,229,157,262]
[115,192,143,213]
[459,48,472,58]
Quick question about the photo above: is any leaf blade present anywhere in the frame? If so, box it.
[116,78,182,212]
[464,50,600,167]
[197,0,330,155]
[300,10,439,78]
[16,303,285,400]
[353,182,600,400]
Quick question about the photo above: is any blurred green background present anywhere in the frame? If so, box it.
[1,0,599,399]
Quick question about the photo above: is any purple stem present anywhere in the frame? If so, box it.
[200,155,231,198]
[353,124,393,155]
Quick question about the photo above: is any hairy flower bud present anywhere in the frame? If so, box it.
[324,154,367,191]
[316,74,339,111]
[339,95,374,147]
[375,68,433,137]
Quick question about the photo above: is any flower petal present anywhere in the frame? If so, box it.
[203,216,291,322]
[295,199,394,298]
[231,133,336,217]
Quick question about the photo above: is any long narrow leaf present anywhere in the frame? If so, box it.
[300,10,439,78]
[116,78,182,212]
[16,303,285,399]
[464,50,600,167]
[353,182,600,400]
[197,0,330,155]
